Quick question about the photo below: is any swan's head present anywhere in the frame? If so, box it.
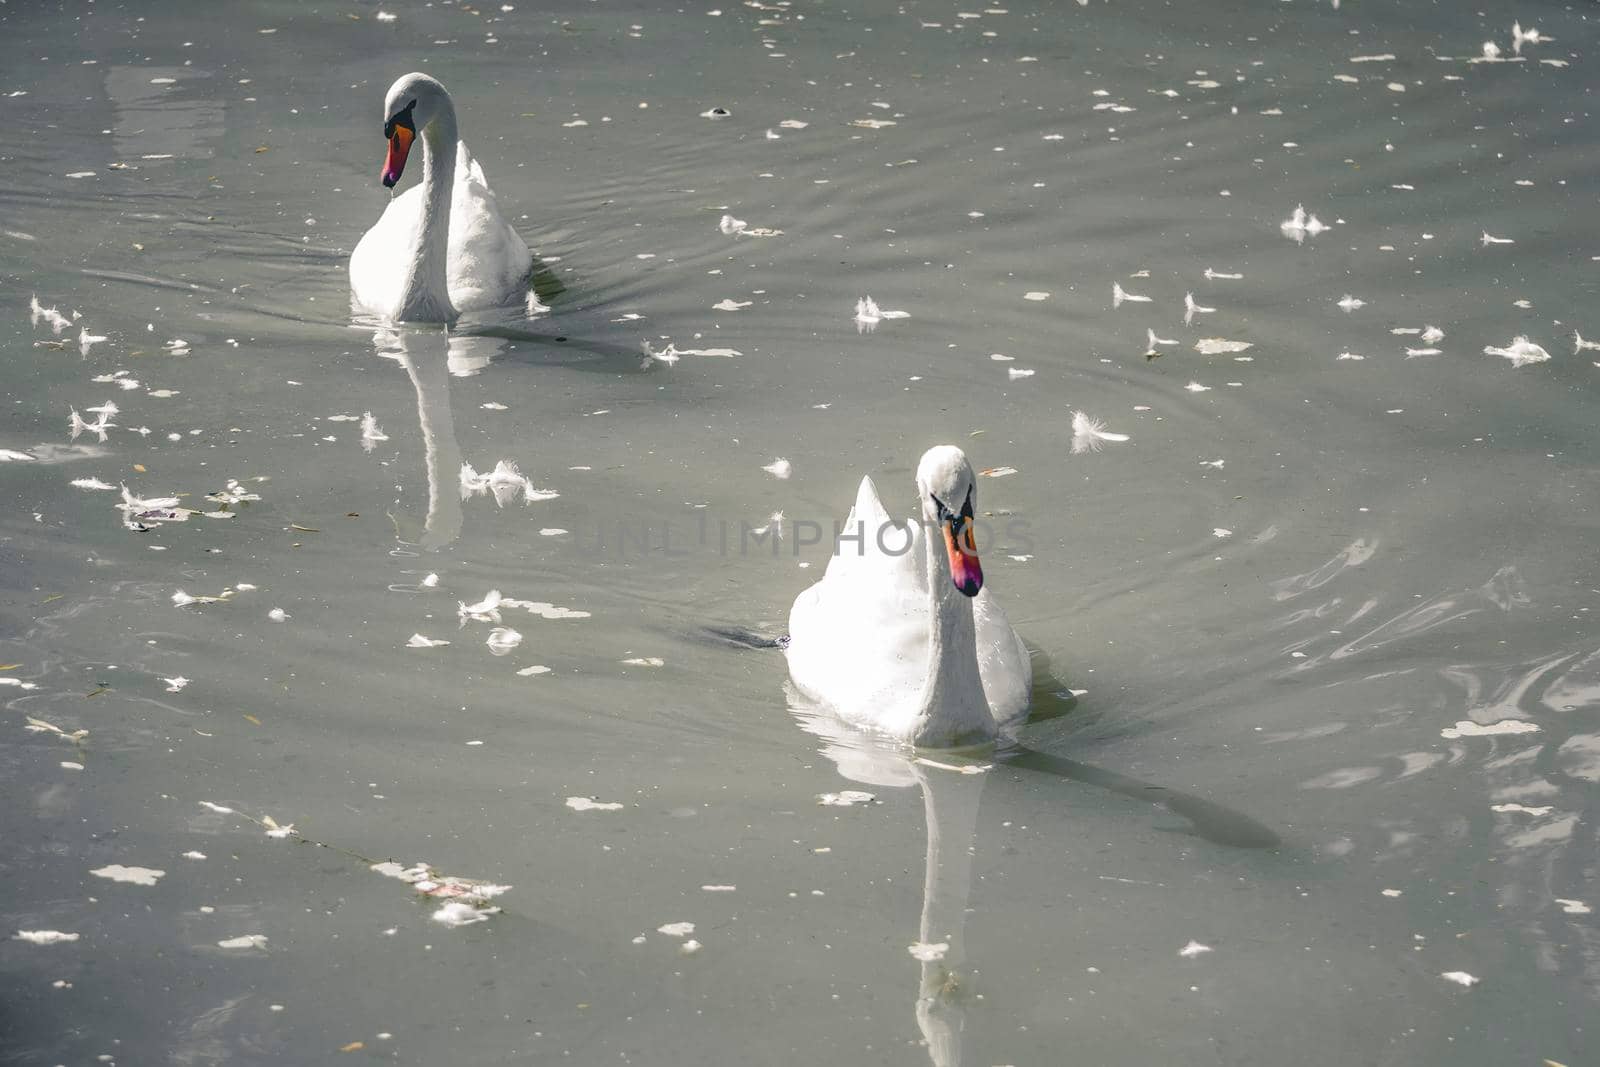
[379,72,449,188]
[916,445,982,598]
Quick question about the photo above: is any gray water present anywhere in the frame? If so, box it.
[3,0,1599,1063]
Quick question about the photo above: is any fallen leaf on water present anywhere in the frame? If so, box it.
[255,146,271,154]
[243,714,262,726]
[86,686,110,698]
[339,1041,365,1053]
[290,523,319,533]
[0,664,19,671]
[133,464,146,472]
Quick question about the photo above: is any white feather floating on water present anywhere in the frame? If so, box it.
[854,296,909,332]
[762,458,792,479]
[1183,292,1215,324]
[1480,232,1514,246]
[29,294,72,334]
[1145,328,1178,357]
[1203,268,1243,280]
[1112,282,1152,308]
[458,590,504,623]
[1510,21,1548,55]
[460,460,556,507]
[1484,336,1551,368]
[78,327,107,353]
[406,634,451,648]
[1336,295,1366,311]
[1279,204,1327,243]
[1572,331,1600,354]
[360,412,388,451]
[1071,411,1130,454]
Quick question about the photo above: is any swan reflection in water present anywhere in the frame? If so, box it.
[368,325,507,551]
[792,678,1279,1067]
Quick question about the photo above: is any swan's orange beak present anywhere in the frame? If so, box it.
[942,515,983,597]
[382,122,414,188]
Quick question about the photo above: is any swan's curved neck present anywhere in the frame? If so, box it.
[909,521,993,747]
[397,99,459,322]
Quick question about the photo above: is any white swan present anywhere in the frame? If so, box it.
[349,72,533,323]
[785,446,1032,747]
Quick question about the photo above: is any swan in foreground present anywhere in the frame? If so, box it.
[349,72,533,323]
[786,446,1032,747]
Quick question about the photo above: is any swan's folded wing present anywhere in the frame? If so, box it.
[446,142,534,311]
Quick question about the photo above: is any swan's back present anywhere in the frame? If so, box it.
[445,146,532,310]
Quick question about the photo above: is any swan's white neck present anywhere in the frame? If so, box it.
[908,521,994,747]
[397,101,459,323]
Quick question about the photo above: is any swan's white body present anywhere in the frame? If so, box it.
[786,449,1032,747]
[349,74,531,322]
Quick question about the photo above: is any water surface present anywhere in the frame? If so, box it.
[3,1,1598,1063]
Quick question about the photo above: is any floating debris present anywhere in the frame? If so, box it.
[14,930,80,945]
[433,902,499,926]
[217,934,268,950]
[1480,232,1514,246]
[1491,803,1553,816]
[566,796,624,812]
[204,479,261,506]
[1573,331,1600,354]
[1439,971,1479,988]
[657,921,695,937]
[1179,940,1213,958]
[818,790,876,806]
[719,214,783,238]
[908,941,949,962]
[1195,338,1252,355]
[762,458,793,479]
[500,598,591,620]
[1440,719,1539,739]
[1203,268,1243,280]
[90,864,165,886]
[70,477,116,491]
[24,717,87,742]
[1336,295,1366,311]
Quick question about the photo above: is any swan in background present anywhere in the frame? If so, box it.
[350,72,533,323]
[786,446,1032,747]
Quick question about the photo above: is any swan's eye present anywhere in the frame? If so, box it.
[930,494,954,522]
[383,100,418,138]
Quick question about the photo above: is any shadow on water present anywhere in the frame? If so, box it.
[712,629,1282,852]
